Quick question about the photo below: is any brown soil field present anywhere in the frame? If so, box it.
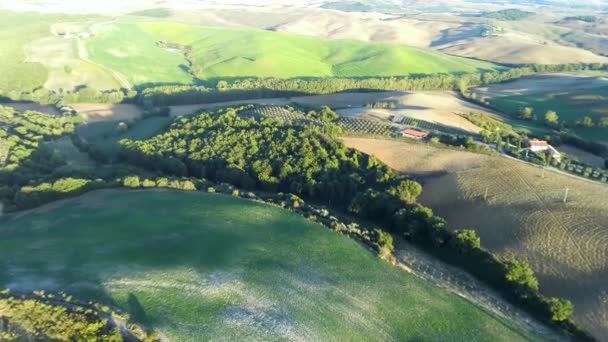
[437,34,608,65]
[71,103,142,122]
[342,137,608,339]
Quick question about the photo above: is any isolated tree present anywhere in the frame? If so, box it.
[216,80,229,90]
[117,122,128,133]
[519,107,534,120]
[545,297,574,322]
[505,259,539,292]
[577,116,595,128]
[599,117,608,128]
[123,176,140,188]
[388,180,422,203]
[452,229,481,254]
[544,110,559,126]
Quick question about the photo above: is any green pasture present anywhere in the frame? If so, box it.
[490,89,608,143]
[0,190,537,341]
[86,21,500,85]
[0,11,52,93]
[86,23,194,87]
[77,116,173,157]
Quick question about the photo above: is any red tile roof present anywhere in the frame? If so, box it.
[403,128,428,138]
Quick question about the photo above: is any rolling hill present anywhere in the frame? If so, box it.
[0,190,539,340]
[86,22,500,85]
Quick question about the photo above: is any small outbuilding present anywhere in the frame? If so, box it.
[526,139,561,161]
[402,128,428,140]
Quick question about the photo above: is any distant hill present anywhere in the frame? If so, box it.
[479,9,534,21]
[320,1,373,12]
[87,22,500,85]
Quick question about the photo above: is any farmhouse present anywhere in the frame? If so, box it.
[526,139,561,161]
[402,128,428,140]
[391,115,405,124]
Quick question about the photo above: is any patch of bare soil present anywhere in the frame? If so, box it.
[341,137,486,176]
[436,31,608,65]
[72,103,142,122]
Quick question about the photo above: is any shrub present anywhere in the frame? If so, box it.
[388,180,423,203]
[142,179,156,188]
[452,229,481,253]
[504,259,539,292]
[545,297,574,322]
[123,176,141,188]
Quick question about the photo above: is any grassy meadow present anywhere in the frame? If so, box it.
[0,10,53,93]
[86,22,500,84]
[491,89,608,144]
[0,190,538,341]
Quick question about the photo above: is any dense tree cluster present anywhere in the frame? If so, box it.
[1,87,134,105]
[479,8,534,21]
[120,107,399,205]
[0,105,81,175]
[0,290,157,341]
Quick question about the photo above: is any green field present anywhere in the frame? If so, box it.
[76,116,173,157]
[0,190,537,341]
[86,22,500,85]
[491,88,608,144]
[0,11,53,93]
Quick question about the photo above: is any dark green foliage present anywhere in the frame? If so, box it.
[480,9,534,21]
[545,297,574,322]
[0,105,82,184]
[461,112,519,139]
[123,176,141,188]
[563,15,597,23]
[388,180,422,204]
[576,116,595,128]
[518,107,534,120]
[366,101,397,109]
[306,106,339,122]
[120,107,402,204]
[139,64,608,107]
[14,178,107,209]
[505,259,539,292]
[452,229,481,254]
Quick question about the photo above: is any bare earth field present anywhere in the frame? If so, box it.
[71,103,143,122]
[436,34,608,65]
[342,137,608,339]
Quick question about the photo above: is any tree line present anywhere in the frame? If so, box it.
[139,63,608,107]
